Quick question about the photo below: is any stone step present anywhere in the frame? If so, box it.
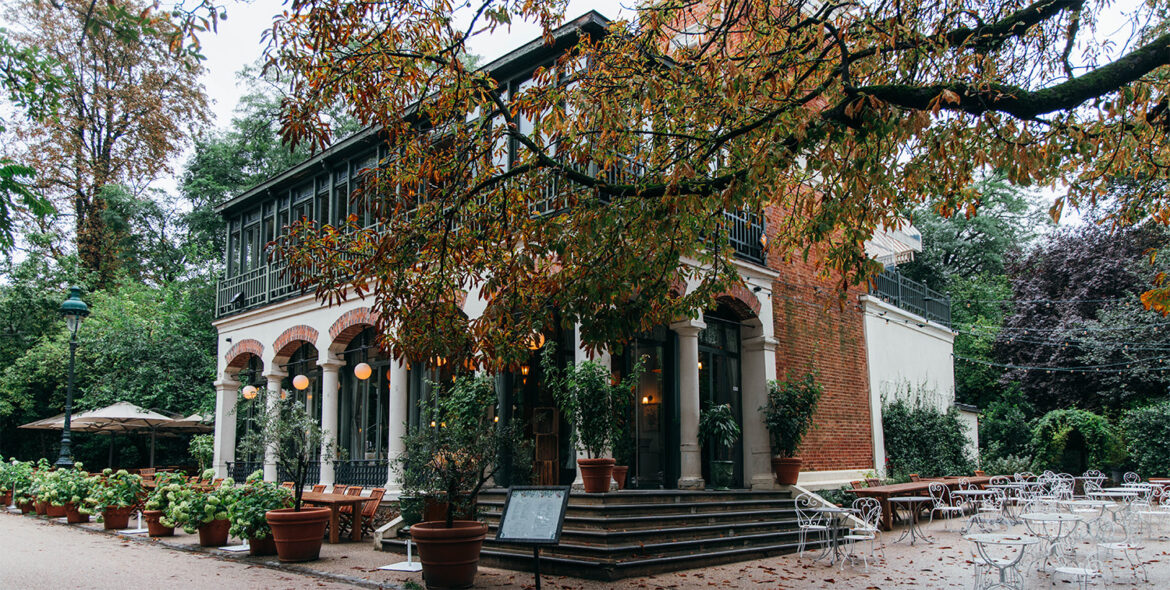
[479,507,800,532]
[485,516,802,546]
[478,498,796,520]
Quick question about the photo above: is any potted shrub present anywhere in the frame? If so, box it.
[761,372,823,485]
[29,460,50,515]
[166,473,236,547]
[86,469,143,530]
[396,374,529,589]
[542,344,644,493]
[190,434,215,473]
[41,465,92,522]
[143,472,188,536]
[6,459,35,513]
[228,470,293,556]
[238,398,332,562]
[699,403,742,490]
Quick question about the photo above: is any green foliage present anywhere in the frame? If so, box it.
[1122,401,1170,477]
[237,398,332,511]
[165,481,235,533]
[228,471,293,541]
[882,393,974,478]
[949,274,1014,408]
[978,385,1034,462]
[38,466,92,507]
[761,372,823,458]
[543,345,644,459]
[981,454,1034,477]
[189,434,214,473]
[698,403,741,459]
[86,468,143,510]
[0,458,33,496]
[143,471,187,515]
[1029,409,1126,473]
[397,374,529,527]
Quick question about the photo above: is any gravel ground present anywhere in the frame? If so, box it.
[4,507,1169,589]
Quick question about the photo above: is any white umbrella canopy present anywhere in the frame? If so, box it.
[163,413,213,433]
[18,413,110,432]
[71,401,177,468]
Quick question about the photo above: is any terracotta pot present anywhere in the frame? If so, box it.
[102,506,133,530]
[411,520,488,589]
[422,495,476,523]
[143,510,174,537]
[64,502,90,523]
[1,490,12,507]
[46,503,67,518]
[613,465,629,490]
[34,501,48,515]
[248,535,278,556]
[18,500,35,514]
[578,458,616,493]
[266,507,330,563]
[198,518,230,547]
[771,456,802,486]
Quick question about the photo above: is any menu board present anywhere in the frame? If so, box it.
[495,486,571,545]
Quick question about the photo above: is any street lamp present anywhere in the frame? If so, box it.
[56,286,89,468]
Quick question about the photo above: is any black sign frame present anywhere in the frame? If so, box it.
[494,485,571,546]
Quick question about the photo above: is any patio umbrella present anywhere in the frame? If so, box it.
[70,402,176,467]
[163,413,214,433]
[19,413,129,466]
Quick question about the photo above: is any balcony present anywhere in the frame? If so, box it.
[869,267,951,327]
[215,209,766,319]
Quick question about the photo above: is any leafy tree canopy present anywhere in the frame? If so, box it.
[260,0,1170,365]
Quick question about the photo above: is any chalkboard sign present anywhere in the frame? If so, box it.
[495,486,571,545]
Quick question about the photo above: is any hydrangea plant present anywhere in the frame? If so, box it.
[83,469,144,515]
[39,466,92,508]
[227,470,293,541]
[165,480,236,534]
[143,471,188,520]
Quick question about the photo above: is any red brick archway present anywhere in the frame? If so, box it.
[328,307,382,352]
[224,339,264,370]
[272,325,319,363]
[714,282,761,320]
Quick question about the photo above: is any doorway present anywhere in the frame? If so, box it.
[698,311,743,488]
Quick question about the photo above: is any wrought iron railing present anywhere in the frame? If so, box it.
[276,461,321,485]
[226,461,263,482]
[334,460,389,487]
[869,267,951,327]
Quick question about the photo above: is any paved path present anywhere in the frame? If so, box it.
[0,512,366,589]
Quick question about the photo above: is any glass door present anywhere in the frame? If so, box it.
[698,314,743,488]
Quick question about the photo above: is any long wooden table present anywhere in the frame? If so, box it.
[852,477,991,531]
[299,492,377,543]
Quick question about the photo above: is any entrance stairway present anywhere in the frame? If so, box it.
[380,488,847,580]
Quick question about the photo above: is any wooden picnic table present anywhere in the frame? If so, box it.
[852,477,991,530]
[299,492,377,543]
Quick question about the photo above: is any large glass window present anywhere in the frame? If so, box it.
[234,356,265,463]
[339,329,391,461]
[281,343,322,424]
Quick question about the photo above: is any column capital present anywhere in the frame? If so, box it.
[214,377,240,390]
[670,318,707,336]
[742,336,779,353]
[318,353,346,370]
[263,369,288,381]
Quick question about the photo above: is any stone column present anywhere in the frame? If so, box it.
[742,335,779,489]
[319,356,345,486]
[212,376,240,480]
[386,358,409,493]
[671,317,706,490]
[262,370,286,482]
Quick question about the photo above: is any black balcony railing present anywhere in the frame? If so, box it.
[335,460,389,487]
[226,461,263,482]
[275,461,321,485]
[216,213,766,318]
[869,268,951,327]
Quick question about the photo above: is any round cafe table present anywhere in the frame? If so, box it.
[953,489,999,534]
[1019,512,1081,572]
[1058,499,1115,538]
[889,496,934,545]
[811,505,854,565]
[964,533,1039,590]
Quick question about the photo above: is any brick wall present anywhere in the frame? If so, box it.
[763,207,874,472]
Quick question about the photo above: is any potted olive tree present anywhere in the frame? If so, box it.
[699,403,742,490]
[761,372,823,485]
[228,470,293,556]
[542,345,645,493]
[238,398,333,562]
[396,374,529,589]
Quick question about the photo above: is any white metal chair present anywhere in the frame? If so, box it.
[928,482,965,530]
[1051,555,1103,589]
[1094,516,1148,583]
[795,492,830,560]
[1123,471,1140,485]
[840,497,884,571]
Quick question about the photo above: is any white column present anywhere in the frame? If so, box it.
[742,335,778,489]
[212,376,240,480]
[262,370,286,482]
[671,317,706,490]
[386,358,409,493]
[319,356,345,486]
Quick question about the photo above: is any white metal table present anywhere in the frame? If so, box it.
[811,505,854,565]
[1020,512,1081,572]
[965,533,1039,590]
[889,496,933,545]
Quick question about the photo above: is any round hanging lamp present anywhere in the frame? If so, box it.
[354,362,372,380]
[242,385,258,400]
[292,374,310,390]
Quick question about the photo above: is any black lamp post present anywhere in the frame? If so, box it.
[55,286,89,468]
